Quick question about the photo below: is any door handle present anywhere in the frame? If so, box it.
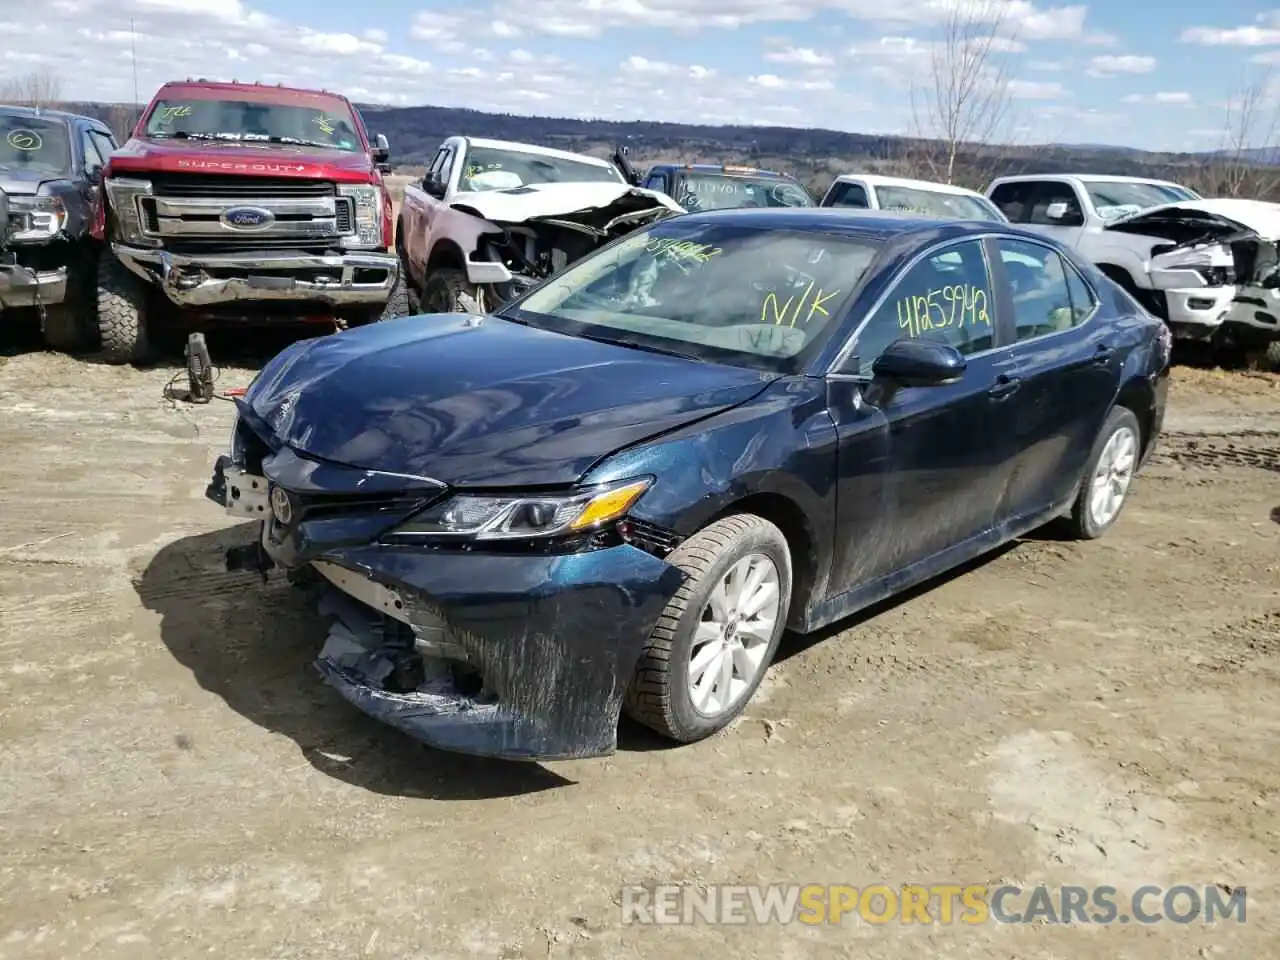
[988,374,1022,398]
[1092,342,1116,364]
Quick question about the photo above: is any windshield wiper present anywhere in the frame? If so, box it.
[574,330,705,363]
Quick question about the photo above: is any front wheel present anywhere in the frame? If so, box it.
[420,268,482,314]
[1063,405,1142,539]
[96,254,150,364]
[624,514,792,743]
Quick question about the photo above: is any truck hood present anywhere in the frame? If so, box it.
[243,313,772,487]
[1104,198,1280,247]
[453,181,684,229]
[107,136,376,183]
[0,168,66,195]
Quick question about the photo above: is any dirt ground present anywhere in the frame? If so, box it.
[0,321,1277,959]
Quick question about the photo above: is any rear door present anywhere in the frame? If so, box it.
[988,236,1122,522]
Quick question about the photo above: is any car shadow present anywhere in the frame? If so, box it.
[1272,505,1280,526]
[134,523,574,799]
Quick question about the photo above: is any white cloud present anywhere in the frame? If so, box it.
[765,46,833,65]
[1086,54,1156,77]
[491,20,520,38]
[1122,91,1192,105]
[1181,24,1280,46]
[1007,79,1066,99]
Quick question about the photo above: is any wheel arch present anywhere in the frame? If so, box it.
[426,238,468,272]
[701,491,820,631]
[1113,373,1157,458]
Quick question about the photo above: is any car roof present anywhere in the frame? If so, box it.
[670,205,1032,239]
[991,173,1191,188]
[465,137,615,168]
[0,103,97,126]
[831,173,988,197]
[649,163,794,178]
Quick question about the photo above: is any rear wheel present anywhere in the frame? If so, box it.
[39,251,94,353]
[96,254,149,364]
[1265,340,1280,371]
[623,514,792,743]
[1062,405,1142,540]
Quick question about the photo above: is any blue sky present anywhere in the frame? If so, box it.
[7,1,1280,153]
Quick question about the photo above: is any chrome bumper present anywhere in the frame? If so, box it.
[111,243,399,308]
[0,261,68,309]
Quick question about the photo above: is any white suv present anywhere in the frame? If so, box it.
[821,174,1007,222]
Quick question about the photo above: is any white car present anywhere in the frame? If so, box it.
[819,174,1008,222]
[398,137,683,313]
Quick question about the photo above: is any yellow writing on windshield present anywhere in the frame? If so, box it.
[5,129,42,150]
[645,237,722,262]
[313,115,336,135]
[155,104,192,125]
[761,282,842,327]
[897,284,990,338]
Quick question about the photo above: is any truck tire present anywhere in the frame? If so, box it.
[96,254,149,364]
[380,268,413,320]
[1265,340,1280,371]
[420,268,481,314]
[39,304,88,353]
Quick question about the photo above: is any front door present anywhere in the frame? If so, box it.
[826,237,1020,598]
[989,237,1124,522]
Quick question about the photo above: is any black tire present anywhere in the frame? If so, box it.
[420,267,480,314]
[623,514,792,743]
[39,303,87,353]
[96,254,149,364]
[1062,405,1142,540]
[1265,340,1280,371]
[379,267,413,320]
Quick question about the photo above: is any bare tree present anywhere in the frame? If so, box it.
[106,104,139,142]
[0,69,63,109]
[908,0,1019,186]
[1186,68,1280,200]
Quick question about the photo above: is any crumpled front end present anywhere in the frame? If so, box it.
[204,416,686,761]
[463,187,684,305]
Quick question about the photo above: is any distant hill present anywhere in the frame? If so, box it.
[54,99,1280,200]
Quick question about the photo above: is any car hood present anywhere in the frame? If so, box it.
[452,181,684,229]
[106,136,375,183]
[1104,198,1280,247]
[243,314,773,487]
[0,168,65,194]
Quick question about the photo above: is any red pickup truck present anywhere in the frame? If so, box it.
[91,79,408,363]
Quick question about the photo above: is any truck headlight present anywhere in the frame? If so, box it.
[337,184,383,248]
[104,178,158,246]
[6,195,66,241]
[385,477,652,542]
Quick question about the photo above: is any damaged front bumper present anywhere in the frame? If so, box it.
[112,243,399,308]
[206,456,682,761]
[0,255,67,310]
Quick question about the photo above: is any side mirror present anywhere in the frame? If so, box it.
[422,177,445,199]
[1044,201,1070,220]
[871,338,966,387]
[376,162,391,174]
[371,133,389,164]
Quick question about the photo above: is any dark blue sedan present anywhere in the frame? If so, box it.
[207,208,1171,761]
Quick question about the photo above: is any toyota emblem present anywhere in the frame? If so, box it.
[269,485,293,525]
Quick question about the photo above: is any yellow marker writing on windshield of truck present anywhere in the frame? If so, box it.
[897,284,990,338]
[761,283,842,327]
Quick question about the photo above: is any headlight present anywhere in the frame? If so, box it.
[104,177,157,246]
[337,184,383,248]
[6,195,66,241]
[387,477,652,542]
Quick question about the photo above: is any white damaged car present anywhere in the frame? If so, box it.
[398,137,684,313]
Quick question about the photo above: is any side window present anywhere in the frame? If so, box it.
[1023,182,1084,227]
[89,130,117,162]
[850,238,995,374]
[80,129,104,174]
[644,172,668,193]
[989,183,1026,221]
[825,181,868,208]
[434,146,457,190]
[997,238,1091,341]
[425,147,448,186]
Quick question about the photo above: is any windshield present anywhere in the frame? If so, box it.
[142,98,362,151]
[1086,181,1201,221]
[503,220,882,373]
[459,147,623,190]
[0,116,71,176]
[675,173,814,212]
[874,185,1006,222]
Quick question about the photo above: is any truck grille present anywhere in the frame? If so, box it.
[149,174,336,199]
[136,173,354,249]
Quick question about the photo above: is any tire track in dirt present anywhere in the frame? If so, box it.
[1151,433,1280,473]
